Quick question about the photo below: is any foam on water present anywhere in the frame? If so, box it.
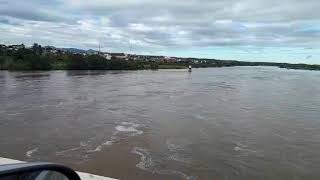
[132,146,196,180]
[234,146,242,151]
[87,146,102,153]
[166,139,193,164]
[194,114,205,120]
[87,122,142,153]
[166,139,191,151]
[115,126,140,133]
[115,122,143,136]
[131,147,153,170]
[157,170,197,180]
[233,142,257,154]
[167,154,192,164]
[102,140,113,146]
[56,141,87,155]
[8,112,22,116]
[26,148,38,158]
[56,147,80,155]
[87,140,114,153]
[80,141,88,147]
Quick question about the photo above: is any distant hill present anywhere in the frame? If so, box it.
[87,49,99,54]
[59,48,100,54]
[60,48,86,54]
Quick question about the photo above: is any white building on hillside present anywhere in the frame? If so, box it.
[103,53,112,60]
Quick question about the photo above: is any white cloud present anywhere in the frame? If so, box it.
[0,0,319,62]
[128,23,153,32]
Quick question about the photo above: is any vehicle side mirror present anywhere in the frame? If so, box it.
[0,163,81,180]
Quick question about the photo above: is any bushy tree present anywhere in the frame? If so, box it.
[87,55,109,70]
[66,54,88,70]
[150,62,159,70]
[32,43,42,55]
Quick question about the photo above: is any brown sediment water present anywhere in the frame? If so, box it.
[75,138,179,180]
[1,67,320,180]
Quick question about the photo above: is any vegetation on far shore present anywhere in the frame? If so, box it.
[1,43,319,71]
[0,44,158,71]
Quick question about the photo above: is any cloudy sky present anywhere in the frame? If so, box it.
[0,0,319,63]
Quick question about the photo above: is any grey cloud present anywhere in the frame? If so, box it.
[64,0,320,22]
[306,55,312,59]
[0,1,75,23]
[0,0,320,55]
[0,17,21,25]
[0,9,60,22]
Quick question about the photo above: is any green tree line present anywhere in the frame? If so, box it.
[1,43,319,71]
[0,44,160,71]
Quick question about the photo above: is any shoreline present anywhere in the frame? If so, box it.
[1,65,320,72]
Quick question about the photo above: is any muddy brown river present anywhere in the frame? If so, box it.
[1,67,320,180]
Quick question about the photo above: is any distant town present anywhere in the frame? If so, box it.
[1,43,319,71]
[0,43,220,64]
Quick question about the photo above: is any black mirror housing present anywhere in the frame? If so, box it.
[0,163,81,180]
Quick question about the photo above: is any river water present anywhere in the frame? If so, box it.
[1,67,320,180]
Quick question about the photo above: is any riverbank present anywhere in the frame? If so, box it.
[2,55,320,72]
[1,46,319,71]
